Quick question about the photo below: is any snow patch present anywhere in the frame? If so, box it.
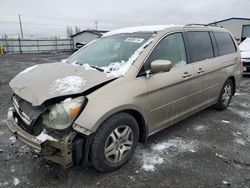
[139,138,198,172]
[222,120,230,124]
[13,177,20,186]
[9,136,16,143]
[0,182,9,186]
[234,138,246,146]
[222,180,230,185]
[234,92,241,96]
[19,65,37,75]
[229,107,250,119]
[35,131,58,143]
[49,76,87,94]
[103,25,182,37]
[194,125,206,131]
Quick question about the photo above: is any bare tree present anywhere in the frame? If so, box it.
[66,26,73,38]
[75,26,81,34]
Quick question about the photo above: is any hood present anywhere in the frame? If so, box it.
[10,62,115,106]
[239,37,250,52]
[241,51,250,59]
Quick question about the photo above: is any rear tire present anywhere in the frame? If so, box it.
[90,113,139,172]
[214,79,234,110]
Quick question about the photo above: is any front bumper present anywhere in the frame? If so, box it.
[6,107,77,168]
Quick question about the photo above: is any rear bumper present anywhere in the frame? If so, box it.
[6,107,77,168]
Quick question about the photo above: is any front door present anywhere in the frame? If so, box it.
[140,32,195,134]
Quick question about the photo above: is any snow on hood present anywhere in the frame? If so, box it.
[9,62,115,106]
[239,37,250,52]
[103,25,182,37]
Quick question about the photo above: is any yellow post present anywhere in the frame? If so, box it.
[0,45,4,54]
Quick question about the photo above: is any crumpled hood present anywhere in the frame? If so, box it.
[10,62,115,106]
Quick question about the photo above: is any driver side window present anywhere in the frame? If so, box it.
[141,33,187,74]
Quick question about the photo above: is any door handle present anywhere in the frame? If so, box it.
[182,72,192,78]
[197,68,205,74]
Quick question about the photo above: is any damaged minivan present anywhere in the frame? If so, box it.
[7,25,242,172]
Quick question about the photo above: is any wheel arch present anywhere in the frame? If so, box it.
[228,76,236,95]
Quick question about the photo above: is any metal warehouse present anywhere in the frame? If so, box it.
[208,17,250,42]
[71,30,108,49]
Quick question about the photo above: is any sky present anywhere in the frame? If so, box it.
[0,0,250,38]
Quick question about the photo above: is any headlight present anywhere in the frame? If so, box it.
[42,96,85,130]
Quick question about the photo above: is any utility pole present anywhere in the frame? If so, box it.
[18,14,24,39]
[95,20,98,30]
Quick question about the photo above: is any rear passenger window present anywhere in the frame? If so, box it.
[214,32,236,55]
[186,32,214,62]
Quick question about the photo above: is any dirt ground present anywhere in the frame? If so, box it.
[0,53,250,188]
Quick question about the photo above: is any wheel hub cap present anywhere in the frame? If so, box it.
[104,125,133,163]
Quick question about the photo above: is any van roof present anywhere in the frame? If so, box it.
[103,24,227,37]
[103,25,183,37]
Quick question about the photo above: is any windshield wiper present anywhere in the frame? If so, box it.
[90,65,104,72]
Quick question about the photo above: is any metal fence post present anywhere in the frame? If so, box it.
[37,40,39,52]
[18,36,22,53]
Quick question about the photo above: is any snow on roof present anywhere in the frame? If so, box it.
[239,37,250,52]
[103,25,182,37]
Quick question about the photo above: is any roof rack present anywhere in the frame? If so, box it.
[185,23,222,28]
[185,24,208,27]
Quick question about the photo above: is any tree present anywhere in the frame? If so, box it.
[75,26,81,34]
[66,26,73,38]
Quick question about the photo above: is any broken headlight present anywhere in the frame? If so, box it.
[42,96,85,130]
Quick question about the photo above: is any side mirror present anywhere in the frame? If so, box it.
[151,60,172,74]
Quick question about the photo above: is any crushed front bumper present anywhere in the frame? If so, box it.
[6,107,77,168]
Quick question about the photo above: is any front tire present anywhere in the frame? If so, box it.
[90,113,139,172]
[214,79,234,110]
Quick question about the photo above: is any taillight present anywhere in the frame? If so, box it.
[240,61,244,66]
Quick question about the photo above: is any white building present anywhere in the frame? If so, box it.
[71,30,108,49]
[208,17,250,42]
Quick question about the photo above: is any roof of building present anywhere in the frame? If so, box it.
[71,30,109,37]
[208,17,250,25]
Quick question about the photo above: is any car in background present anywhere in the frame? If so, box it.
[239,37,250,75]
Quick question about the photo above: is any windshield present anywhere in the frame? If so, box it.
[66,33,153,76]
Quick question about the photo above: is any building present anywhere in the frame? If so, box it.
[71,30,108,49]
[208,17,250,42]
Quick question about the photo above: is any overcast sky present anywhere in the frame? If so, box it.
[0,0,250,38]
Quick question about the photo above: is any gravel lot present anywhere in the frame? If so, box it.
[0,53,250,188]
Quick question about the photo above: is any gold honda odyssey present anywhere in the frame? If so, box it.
[7,25,242,172]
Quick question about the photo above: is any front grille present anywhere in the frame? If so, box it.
[13,112,34,134]
[12,95,47,136]
[243,62,250,67]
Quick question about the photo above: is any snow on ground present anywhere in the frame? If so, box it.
[234,138,246,146]
[9,136,16,143]
[18,65,38,75]
[137,137,198,172]
[194,125,206,131]
[0,181,9,187]
[222,120,230,124]
[49,75,87,94]
[13,177,20,186]
[228,107,250,119]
